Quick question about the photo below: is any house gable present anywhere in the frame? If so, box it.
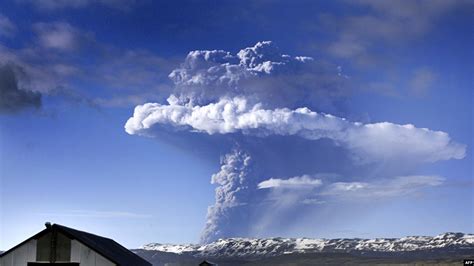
[0,224,151,266]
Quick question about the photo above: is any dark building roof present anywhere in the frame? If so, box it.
[0,223,151,266]
[199,260,217,266]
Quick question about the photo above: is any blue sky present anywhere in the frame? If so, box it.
[0,0,472,249]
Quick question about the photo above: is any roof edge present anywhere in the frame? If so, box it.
[53,224,151,266]
[0,224,151,266]
[0,228,49,258]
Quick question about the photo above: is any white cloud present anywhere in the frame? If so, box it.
[322,175,445,199]
[0,23,174,108]
[125,96,466,164]
[252,173,444,239]
[301,198,326,205]
[19,0,138,11]
[35,210,152,219]
[327,182,367,192]
[259,175,445,210]
[410,68,436,96]
[326,0,471,60]
[0,43,83,95]
[27,0,90,9]
[89,49,174,99]
[327,34,367,59]
[258,175,323,189]
[0,14,16,38]
[33,22,92,51]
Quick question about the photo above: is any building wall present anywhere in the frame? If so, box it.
[36,231,72,262]
[71,240,116,266]
[0,238,116,266]
[0,239,36,266]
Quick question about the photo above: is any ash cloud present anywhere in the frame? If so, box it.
[201,149,255,243]
[169,41,348,113]
[125,41,467,243]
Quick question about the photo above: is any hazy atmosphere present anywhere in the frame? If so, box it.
[0,0,472,252]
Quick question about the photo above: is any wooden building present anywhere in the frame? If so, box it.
[0,223,151,266]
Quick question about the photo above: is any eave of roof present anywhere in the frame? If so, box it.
[0,224,151,266]
[54,224,151,266]
[0,228,49,258]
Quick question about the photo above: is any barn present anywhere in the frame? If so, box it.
[0,223,151,266]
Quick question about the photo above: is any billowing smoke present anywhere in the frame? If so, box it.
[125,41,466,243]
[168,41,348,113]
[200,149,254,243]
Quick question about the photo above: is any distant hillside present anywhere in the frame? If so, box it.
[134,232,474,265]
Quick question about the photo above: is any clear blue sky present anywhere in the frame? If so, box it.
[0,0,472,250]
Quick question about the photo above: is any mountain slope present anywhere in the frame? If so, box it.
[135,232,474,266]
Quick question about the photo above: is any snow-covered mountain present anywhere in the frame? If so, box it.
[140,232,473,259]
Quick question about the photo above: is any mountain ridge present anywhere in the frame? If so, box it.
[140,232,473,258]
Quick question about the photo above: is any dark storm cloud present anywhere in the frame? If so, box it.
[0,64,42,113]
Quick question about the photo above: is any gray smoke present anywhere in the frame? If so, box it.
[168,41,348,113]
[201,148,254,243]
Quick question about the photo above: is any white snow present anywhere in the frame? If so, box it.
[141,232,474,258]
